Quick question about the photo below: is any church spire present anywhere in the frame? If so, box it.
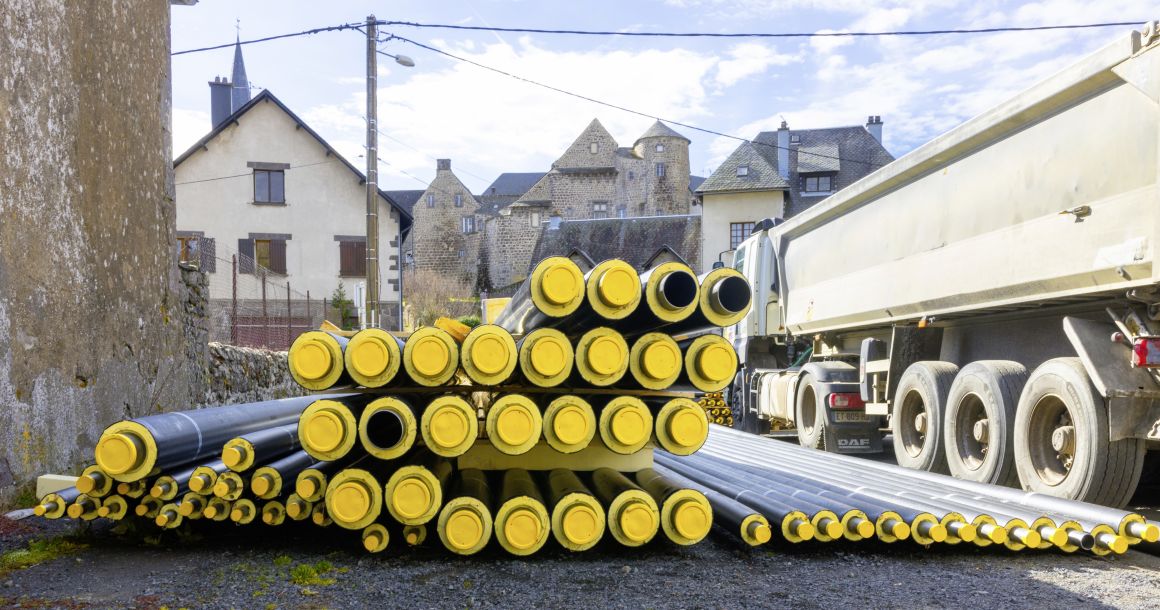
[230,24,251,111]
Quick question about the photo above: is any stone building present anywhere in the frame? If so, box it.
[407,159,483,284]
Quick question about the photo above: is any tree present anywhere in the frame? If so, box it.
[330,283,355,330]
[403,268,477,329]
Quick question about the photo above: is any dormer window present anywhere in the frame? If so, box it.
[736,165,749,177]
[802,175,832,193]
[655,143,665,153]
[590,142,598,154]
[790,135,801,144]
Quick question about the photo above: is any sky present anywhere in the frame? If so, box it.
[171,0,1160,193]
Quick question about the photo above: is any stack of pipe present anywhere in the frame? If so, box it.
[657,425,1160,555]
[37,256,752,557]
[697,392,732,427]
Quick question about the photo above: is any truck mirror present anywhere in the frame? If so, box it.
[711,261,724,269]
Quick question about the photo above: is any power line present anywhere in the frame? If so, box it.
[380,19,1145,38]
[367,119,493,184]
[390,34,880,167]
[175,160,335,185]
[172,22,363,56]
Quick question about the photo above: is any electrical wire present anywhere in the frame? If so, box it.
[175,159,335,186]
[172,22,363,56]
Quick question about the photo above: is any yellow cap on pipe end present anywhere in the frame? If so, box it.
[1142,523,1160,543]
[386,465,442,526]
[252,473,275,498]
[587,260,641,320]
[421,395,478,458]
[155,507,180,528]
[346,328,402,388]
[521,329,573,387]
[530,257,585,317]
[1120,515,1160,543]
[188,473,211,494]
[551,492,605,551]
[231,499,256,524]
[403,327,459,386]
[362,523,390,553]
[683,335,738,393]
[327,469,382,530]
[299,399,358,461]
[670,497,712,545]
[485,395,542,456]
[296,471,325,502]
[94,426,153,481]
[403,525,427,546]
[607,490,659,547]
[285,495,311,521]
[496,498,551,556]
[841,511,875,541]
[288,331,345,390]
[1002,519,1040,551]
[876,512,909,543]
[781,514,814,543]
[655,398,708,456]
[462,325,517,385]
[311,503,333,527]
[77,466,110,496]
[742,516,772,545]
[628,333,682,390]
[101,496,129,521]
[438,497,493,556]
[813,515,843,542]
[599,396,652,455]
[33,504,48,517]
[577,329,628,383]
[543,396,595,454]
[262,501,285,526]
[911,514,947,545]
[1090,525,1128,556]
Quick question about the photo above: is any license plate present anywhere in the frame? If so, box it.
[834,412,869,423]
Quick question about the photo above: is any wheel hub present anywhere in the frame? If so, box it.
[914,412,927,435]
[972,419,989,445]
[1052,425,1075,456]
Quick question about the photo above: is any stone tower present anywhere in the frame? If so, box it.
[411,159,481,285]
[634,121,691,216]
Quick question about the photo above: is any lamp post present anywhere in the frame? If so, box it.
[364,15,414,329]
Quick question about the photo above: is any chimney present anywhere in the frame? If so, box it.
[437,159,451,171]
[209,76,233,128]
[776,120,790,180]
[866,115,883,144]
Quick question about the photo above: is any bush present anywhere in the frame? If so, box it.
[457,315,481,328]
[403,269,477,329]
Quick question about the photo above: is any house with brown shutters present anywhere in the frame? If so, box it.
[173,41,411,329]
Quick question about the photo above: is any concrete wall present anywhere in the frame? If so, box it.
[701,190,785,271]
[0,1,203,500]
[174,98,403,313]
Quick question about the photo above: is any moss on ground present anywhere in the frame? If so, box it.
[288,560,336,586]
[0,537,87,576]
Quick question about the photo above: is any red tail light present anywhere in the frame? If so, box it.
[828,393,865,410]
[1131,337,1160,368]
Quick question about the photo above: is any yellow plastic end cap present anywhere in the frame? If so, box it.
[429,406,470,450]
[796,521,815,541]
[156,512,171,527]
[363,531,385,552]
[597,267,637,307]
[667,408,708,448]
[1049,527,1069,548]
[33,505,47,517]
[95,433,140,475]
[178,503,194,517]
[857,519,876,539]
[97,506,111,518]
[405,529,421,545]
[222,446,244,469]
[989,527,1009,544]
[552,405,588,446]
[496,405,536,446]
[472,335,509,375]
[331,481,372,523]
[891,522,909,540]
[1143,523,1160,543]
[540,263,582,305]
[391,478,432,520]
[1109,535,1129,554]
[67,504,83,519]
[252,475,273,497]
[642,342,680,380]
[504,508,542,550]
[529,336,567,377]
[957,523,978,543]
[291,338,333,381]
[76,474,96,495]
[447,509,485,550]
[673,501,711,541]
[562,505,600,545]
[696,344,735,382]
[611,407,648,446]
[411,335,451,377]
[1020,530,1042,548]
[753,523,772,544]
[302,410,345,453]
[587,336,625,376]
[349,337,390,378]
[619,502,657,543]
[298,477,319,499]
[929,524,948,543]
[824,519,843,540]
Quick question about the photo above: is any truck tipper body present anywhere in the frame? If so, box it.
[728,25,1160,507]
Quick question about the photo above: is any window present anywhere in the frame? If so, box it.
[177,236,198,264]
[592,202,609,219]
[627,171,635,181]
[238,237,287,275]
[803,175,832,193]
[253,170,285,204]
[454,194,464,207]
[730,222,754,249]
[589,142,598,154]
[616,205,627,219]
[458,249,466,258]
[461,216,476,234]
[255,239,273,269]
[530,212,541,228]
[737,165,749,177]
[427,194,435,208]
[656,143,665,152]
[790,135,801,144]
[339,240,366,277]
[656,163,666,178]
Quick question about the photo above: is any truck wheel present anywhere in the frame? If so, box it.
[1013,358,1146,508]
[729,375,752,433]
[795,373,830,450]
[891,362,958,474]
[943,361,1027,486]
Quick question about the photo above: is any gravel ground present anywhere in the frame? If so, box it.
[1,512,1159,610]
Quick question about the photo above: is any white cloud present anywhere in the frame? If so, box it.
[172,108,210,156]
[714,43,801,88]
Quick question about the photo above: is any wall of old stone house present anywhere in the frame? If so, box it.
[0,1,204,502]
[635,136,692,216]
[411,160,481,285]
[480,207,546,290]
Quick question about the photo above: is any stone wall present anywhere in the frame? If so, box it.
[203,343,305,406]
[480,206,546,291]
[410,159,482,285]
[0,1,201,502]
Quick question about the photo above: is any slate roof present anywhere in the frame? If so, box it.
[529,215,701,272]
[635,120,691,144]
[696,141,788,193]
[477,172,547,215]
[384,190,425,216]
[688,175,706,193]
[797,144,841,173]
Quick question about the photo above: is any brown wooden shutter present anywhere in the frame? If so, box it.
[200,237,217,273]
[238,239,255,274]
[270,239,287,274]
[339,241,367,276]
[354,241,366,276]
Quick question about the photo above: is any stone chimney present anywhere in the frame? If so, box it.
[866,115,883,144]
[209,76,232,128]
[437,159,451,171]
[776,120,790,180]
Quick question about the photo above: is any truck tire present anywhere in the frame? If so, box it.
[795,373,831,450]
[1013,358,1146,508]
[891,361,958,474]
[729,374,754,433]
[943,361,1027,487]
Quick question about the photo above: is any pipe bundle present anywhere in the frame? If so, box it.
[37,257,751,557]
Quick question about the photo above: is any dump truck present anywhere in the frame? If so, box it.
[726,23,1160,507]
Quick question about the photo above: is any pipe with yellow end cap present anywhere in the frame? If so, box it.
[312,500,333,527]
[596,396,652,455]
[362,523,390,553]
[35,488,81,520]
[295,454,364,502]
[626,333,683,390]
[358,396,417,460]
[251,450,315,500]
[1058,520,1095,553]
[676,335,739,393]
[150,464,198,501]
[177,493,207,519]
[202,497,231,522]
[94,394,332,482]
[573,327,629,387]
[386,449,453,526]
[297,395,375,462]
[652,464,770,546]
[222,423,300,473]
[325,467,384,531]
[403,524,428,546]
[909,513,948,545]
[494,256,587,334]
[581,259,643,321]
[188,461,229,495]
[1090,524,1129,556]
[971,515,1009,547]
[992,518,1039,551]
[402,327,460,387]
[420,395,478,458]
[155,503,183,529]
[461,324,518,386]
[261,500,286,526]
[213,471,246,501]
[134,496,163,520]
[515,328,574,388]
[841,510,877,542]
[66,495,101,521]
[1120,514,1160,545]
[485,394,543,456]
[1030,516,1064,550]
[288,330,351,391]
[611,262,700,332]
[939,513,977,545]
[344,328,405,388]
[76,465,113,498]
[285,494,312,521]
[116,480,147,499]
[545,469,606,552]
[542,395,596,454]
[98,495,129,521]
[634,469,713,546]
[437,469,493,556]
[651,397,708,456]
[230,498,258,525]
[494,469,551,556]
[662,268,753,335]
[590,468,660,547]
